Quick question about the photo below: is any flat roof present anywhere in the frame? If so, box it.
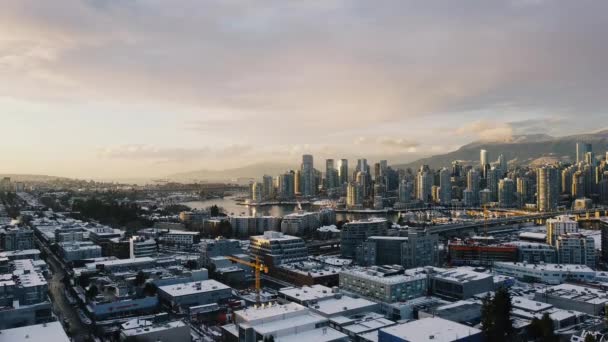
[236,302,306,322]
[158,279,230,297]
[312,296,378,316]
[279,285,335,302]
[511,296,553,313]
[275,327,348,342]
[536,283,608,304]
[380,317,481,342]
[341,268,427,285]
[495,262,594,273]
[121,320,187,337]
[0,321,69,341]
[432,269,492,283]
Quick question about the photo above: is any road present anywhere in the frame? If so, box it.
[39,238,92,342]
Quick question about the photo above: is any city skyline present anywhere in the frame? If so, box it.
[2,1,608,180]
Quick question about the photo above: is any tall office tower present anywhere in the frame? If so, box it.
[585,151,596,166]
[576,143,592,164]
[439,167,451,205]
[338,159,349,184]
[301,154,315,197]
[451,160,463,178]
[325,159,339,189]
[356,171,370,199]
[497,154,507,176]
[466,169,480,206]
[537,165,559,212]
[486,167,500,202]
[516,177,529,207]
[599,171,608,204]
[572,171,585,199]
[498,178,515,208]
[373,162,381,182]
[380,160,388,172]
[398,179,413,203]
[262,175,274,200]
[279,171,295,199]
[416,165,433,203]
[251,182,263,202]
[356,159,369,174]
[583,164,594,197]
[346,182,362,208]
[561,167,575,195]
[480,149,490,178]
[294,169,301,195]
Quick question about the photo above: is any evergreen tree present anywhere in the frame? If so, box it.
[481,287,514,342]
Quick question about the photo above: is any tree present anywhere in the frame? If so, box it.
[585,334,597,342]
[134,271,148,287]
[143,282,157,297]
[209,205,221,217]
[185,259,198,270]
[86,285,99,300]
[78,273,91,288]
[481,287,514,342]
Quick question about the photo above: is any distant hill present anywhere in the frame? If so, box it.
[394,130,608,170]
[167,162,295,182]
[0,174,68,182]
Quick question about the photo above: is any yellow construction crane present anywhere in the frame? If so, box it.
[226,255,269,305]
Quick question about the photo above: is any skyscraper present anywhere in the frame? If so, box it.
[480,149,489,178]
[497,154,507,176]
[301,154,315,197]
[356,159,369,174]
[338,159,349,185]
[466,169,480,206]
[325,159,338,189]
[439,167,451,205]
[537,165,559,211]
[416,165,433,203]
[498,178,515,208]
[572,170,585,199]
[486,167,500,202]
[516,177,529,207]
[346,182,362,208]
[262,175,274,200]
[279,171,296,199]
[398,180,413,203]
[576,142,592,164]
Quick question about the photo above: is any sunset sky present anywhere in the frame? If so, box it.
[1,0,607,179]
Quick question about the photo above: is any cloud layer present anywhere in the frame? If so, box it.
[1,0,607,178]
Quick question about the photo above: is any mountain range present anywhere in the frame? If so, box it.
[394,130,608,170]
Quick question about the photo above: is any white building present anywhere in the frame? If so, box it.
[129,236,157,259]
[378,317,482,342]
[119,319,190,342]
[249,231,308,266]
[546,215,578,245]
[0,321,70,342]
[339,266,427,303]
[556,234,596,268]
[223,302,348,342]
[280,212,320,236]
[494,262,595,284]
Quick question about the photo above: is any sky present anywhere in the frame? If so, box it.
[1,0,607,180]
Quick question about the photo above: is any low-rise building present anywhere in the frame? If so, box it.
[222,302,348,342]
[157,279,232,310]
[378,317,483,342]
[534,283,608,316]
[129,236,157,258]
[250,231,308,267]
[280,211,320,236]
[339,266,427,303]
[59,241,102,261]
[429,268,494,300]
[119,319,190,342]
[0,321,70,342]
[494,262,595,284]
[556,234,596,268]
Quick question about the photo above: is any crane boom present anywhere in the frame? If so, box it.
[226,255,268,305]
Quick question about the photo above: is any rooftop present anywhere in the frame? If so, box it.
[380,317,481,342]
[158,279,230,297]
[279,285,335,302]
[495,262,594,273]
[311,296,378,317]
[536,283,608,304]
[121,320,187,337]
[0,321,69,342]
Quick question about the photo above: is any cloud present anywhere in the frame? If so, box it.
[455,120,514,142]
[98,144,251,163]
[377,137,419,150]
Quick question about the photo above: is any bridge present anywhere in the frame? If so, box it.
[427,209,608,235]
